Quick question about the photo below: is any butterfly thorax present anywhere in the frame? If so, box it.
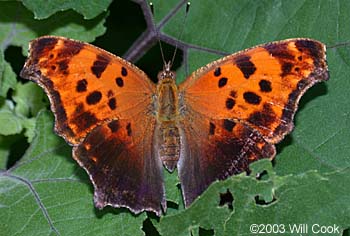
[156,72,178,120]
[155,68,181,172]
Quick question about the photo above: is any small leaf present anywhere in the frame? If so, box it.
[21,0,113,20]
[0,1,107,54]
[13,82,47,117]
[0,102,23,135]
[0,50,16,97]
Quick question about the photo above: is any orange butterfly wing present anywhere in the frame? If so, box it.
[178,39,328,206]
[21,36,166,215]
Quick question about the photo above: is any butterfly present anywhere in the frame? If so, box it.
[20,36,328,216]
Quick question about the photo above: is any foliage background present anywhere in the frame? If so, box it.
[0,0,349,235]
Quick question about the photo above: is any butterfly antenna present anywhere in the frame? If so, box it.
[171,2,190,67]
[150,2,167,67]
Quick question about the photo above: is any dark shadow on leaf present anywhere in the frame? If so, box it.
[4,46,25,77]
[342,228,349,236]
[255,170,269,181]
[254,195,276,206]
[167,200,179,210]
[298,82,328,111]
[199,227,214,236]
[93,205,132,218]
[275,83,327,156]
[94,0,145,60]
[147,211,160,222]
[142,216,161,236]
[276,134,293,158]
[245,167,252,176]
[58,143,92,186]
[176,182,186,209]
[6,133,29,169]
[219,189,234,210]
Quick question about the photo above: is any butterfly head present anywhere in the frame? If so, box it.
[158,61,176,81]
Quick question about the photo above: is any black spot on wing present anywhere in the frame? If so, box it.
[61,39,84,57]
[281,62,293,77]
[126,123,132,136]
[116,77,124,87]
[214,67,221,77]
[121,67,128,76]
[108,120,120,133]
[72,103,98,131]
[31,37,58,64]
[248,103,276,128]
[235,55,256,79]
[209,122,216,135]
[218,77,228,88]
[223,119,235,132]
[86,91,102,105]
[76,79,88,92]
[259,80,272,92]
[295,39,323,60]
[230,90,237,98]
[243,92,261,105]
[264,42,295,60]
[108,98,117,110]
[107,90,114,98]
[57,59,69,75]
[91,54,110,78]
[226,98,235,110]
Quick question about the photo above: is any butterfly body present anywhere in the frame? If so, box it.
[21,36,328,216]
[155,68,182,172]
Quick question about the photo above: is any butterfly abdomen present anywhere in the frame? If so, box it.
[155,122,180,172]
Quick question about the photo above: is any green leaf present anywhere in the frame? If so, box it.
[157,160,350,235]
[0,1,107,54]
[0,136,10,169]
[0,82,45,140]
[1,0,350,235]
[0,50,16,97]
[21,0,113,20]
[13,82,47,117]
[0,101,23,135]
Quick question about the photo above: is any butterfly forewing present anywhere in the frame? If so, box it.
[179,39,328,143]
[20,36,166,216]
[21,36,155,144]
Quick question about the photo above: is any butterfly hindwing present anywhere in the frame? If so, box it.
[73,118,166,215]
[178,114,276,206]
